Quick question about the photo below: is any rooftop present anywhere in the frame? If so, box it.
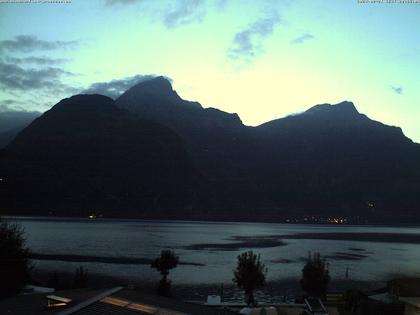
[0,286,236,315]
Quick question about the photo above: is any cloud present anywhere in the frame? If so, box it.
[163,0,206,28]
[0,35,78,53]
[0,99,18,106]
[215,0,227,11]
[391,86,403,95]
[0,59,76,95]
[104,0,140,5]
[0,104,41,133]
[0,36,76,94]
[104,0,206,28]
[82,74,166,99]
[0,100,21,112]
[290,33,315,45]
[5,56,70,65]
[228,13,280,62]
[0,100,40,114]
[0,96,44,117]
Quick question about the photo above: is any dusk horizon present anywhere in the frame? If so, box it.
[1,0,420,141]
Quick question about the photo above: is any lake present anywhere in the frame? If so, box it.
[10,217,420,287]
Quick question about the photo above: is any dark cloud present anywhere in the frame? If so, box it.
[0,35,78,53]
[228,13,280,61]
[82,74,167,99]
[5,56,70,65]
[290,33,315,45]
[0,59,76,95]
[391,86,403,95]
[163,0,206,28]
[0,37,76,95]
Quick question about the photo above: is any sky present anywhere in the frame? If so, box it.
[0,0,419,141]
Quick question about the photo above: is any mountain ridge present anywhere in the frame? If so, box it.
[119,77,415,143]
[0,93,195,217]
[1,76,419,223]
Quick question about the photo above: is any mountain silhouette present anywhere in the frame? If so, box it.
[1,77,419,222]
[116,78,420,221]
[116,77,253,213]
[0,94,194,217]
[252,101,420,220]
[116,76,245,146]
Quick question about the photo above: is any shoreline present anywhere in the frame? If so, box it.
[30,253,205,266]
[30,268,385,303]
[5,214,420,227]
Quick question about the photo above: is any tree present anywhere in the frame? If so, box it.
[233,251,267,306]
[300,252,330,299]
[0,219,31,298]
[151,249,179,296]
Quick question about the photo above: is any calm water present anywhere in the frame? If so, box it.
[11,217,420,286]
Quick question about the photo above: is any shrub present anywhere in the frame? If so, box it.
[0,219,31,298]
[151,249,179,296]
[300,252,330,299]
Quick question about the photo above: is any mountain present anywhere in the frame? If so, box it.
[0,94,194,217]
[1,77,420,223]
[116,76,243,132]
[117,79,420,221]
[116,77,255,213]
[0,110,40,149]
[252,101,420,219]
